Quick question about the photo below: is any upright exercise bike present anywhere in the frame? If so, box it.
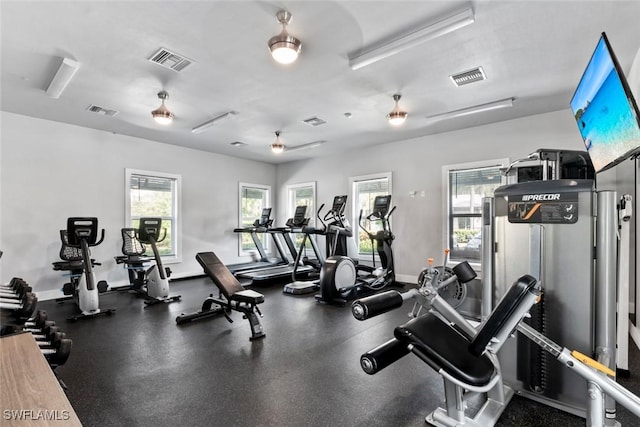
[114,218,181,306]
[317,195,396,305]
[53,217,115,321]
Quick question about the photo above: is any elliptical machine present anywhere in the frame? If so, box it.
[317,195,396,305]
[52,217,115,321]
[114,218,181,306]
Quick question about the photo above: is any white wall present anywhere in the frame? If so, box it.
[276,110,591,282]
[0,111,276,297]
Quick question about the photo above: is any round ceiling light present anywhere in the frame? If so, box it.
[270,131,285,154]
[268,10,302,65]
[151,90,174,125]
[387,94,408,126]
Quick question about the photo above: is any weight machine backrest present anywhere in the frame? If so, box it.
[469,274,539,357]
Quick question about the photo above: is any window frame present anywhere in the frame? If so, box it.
[349,172,393,256]
[238,182,272,256]
[125,168,182,264]
[442,158,508,270]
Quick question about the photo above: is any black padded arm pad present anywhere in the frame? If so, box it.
[468,274,538,357]
[196,252,262,302]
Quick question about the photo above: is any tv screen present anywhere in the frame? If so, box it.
[570,32,640,173]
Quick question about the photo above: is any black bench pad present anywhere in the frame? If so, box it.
[232,289,265,304]
[196,252,264,304]
[395,314,494,387]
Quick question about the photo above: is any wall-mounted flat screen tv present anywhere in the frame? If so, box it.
[570,32,640,173]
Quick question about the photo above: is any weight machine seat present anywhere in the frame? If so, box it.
[195,252,264,305]
[394,274,538,387]
[395,315,495,386]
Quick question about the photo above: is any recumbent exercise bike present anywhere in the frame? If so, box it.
[351,260,640,426]
[114,217,181,306]
[52,217,115,321]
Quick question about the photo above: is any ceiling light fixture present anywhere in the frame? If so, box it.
[387,94,408,126]
[191,111,239,134]
[268,10,302,65]
[45,57,81,98]
[270,131,285,154]
[349,7,474,70]
[425,97,515,123]
[151,91,174,125]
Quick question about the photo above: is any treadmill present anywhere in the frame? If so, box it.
[236,206,315,283]
[283,202,332,295]
[228,208,289,274]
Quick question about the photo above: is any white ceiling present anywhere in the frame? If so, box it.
[2,1,640,164]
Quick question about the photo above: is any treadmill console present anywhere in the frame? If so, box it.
[291,205,309,227]
[257,208,272,227]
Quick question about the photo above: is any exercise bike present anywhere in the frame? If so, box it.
[316,194,396,305]
[114,218,181,306]
[53,217,115,321]
[351,260,640,426]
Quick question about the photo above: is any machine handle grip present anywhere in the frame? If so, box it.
[352,290,404,320]
[387,205,397,218]
[91,229,106,246]
[360,338,410,375]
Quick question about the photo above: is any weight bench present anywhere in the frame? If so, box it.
[175,252,265,341]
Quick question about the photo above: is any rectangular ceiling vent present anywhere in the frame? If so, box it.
[86,104,118,117]
[302,117,327,127]
[148,47,193,72]
[450,66,486,87]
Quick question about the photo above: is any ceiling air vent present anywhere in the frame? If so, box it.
[302,117,327,127]
[450,66,486,87]
[230,141,247,147]
[86,104,118,117]
[148,47,193,72]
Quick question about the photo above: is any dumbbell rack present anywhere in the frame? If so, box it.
[1,277,73,371]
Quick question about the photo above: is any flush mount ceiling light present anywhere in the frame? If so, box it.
[151,91,174,125]
[191,111,239,134]
[425,97,515,123]
[45,57,81,98]
[387,94,408,126]
[270,131,285,154]
[349,7,474,70]
[268,10,302,65]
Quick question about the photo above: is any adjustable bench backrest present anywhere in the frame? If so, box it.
[196,252,247,301]
[468,274,539,357]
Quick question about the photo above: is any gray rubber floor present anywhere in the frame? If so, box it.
[36,277,640,426]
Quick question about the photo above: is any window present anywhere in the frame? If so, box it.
[444,159,508,265]
[125,169,181,262]
[287,182,316,246]
[350,172,392,255]
[239,183,271,255]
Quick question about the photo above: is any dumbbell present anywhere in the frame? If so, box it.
[31,325,72,366]
[0,292,38,325]
[23,310,51,330]
[0,282,33,301]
